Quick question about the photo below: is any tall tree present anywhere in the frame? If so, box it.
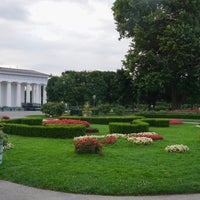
[112,0,200,109]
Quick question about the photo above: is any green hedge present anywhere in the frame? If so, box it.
[59,116,144,124]
[2,123,85,138]
[135,118,169,127]
[3,118,43,125]
[109,122,149,134]
[136,112,200,119]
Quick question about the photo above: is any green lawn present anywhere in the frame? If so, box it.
[0,124,200,195]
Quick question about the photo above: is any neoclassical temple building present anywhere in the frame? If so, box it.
[0,67,49,110]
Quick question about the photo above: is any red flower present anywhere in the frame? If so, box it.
[169,119,183,125]
[1,115,10,120]
[43,119,90,127]
[101,136,117,145]
[74,137,102,154]
[133,134,163,140]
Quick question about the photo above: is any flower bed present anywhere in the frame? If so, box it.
[127,137,153,145]
[165,144,189,153]
[43,118,90,127]
[74,135,117,155]
[169,119,183,125]
[74,137,103,154]
[127,132,164,140]
[101,136,117,145]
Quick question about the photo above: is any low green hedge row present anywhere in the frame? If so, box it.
[2,123,85,138]
[59,116,144,124]
[109,122,149,134]
[3,118,43,125]
[136,112,200,119]
[135,118,169,127]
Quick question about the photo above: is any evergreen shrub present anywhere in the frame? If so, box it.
[2,123,85,138]
[136,118,169,127]
[109,122,149,134]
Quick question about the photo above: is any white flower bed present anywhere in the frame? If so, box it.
[165,144,189,153]
[127,137,153,145]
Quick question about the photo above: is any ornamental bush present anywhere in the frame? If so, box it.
[74,137,103,155]
[41,102,66,116]
[109,122,149,134]
[3,123,85,138]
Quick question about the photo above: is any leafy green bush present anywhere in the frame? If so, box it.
[109,122,149,134]
[113,105,125,115]
[41,102,66,116]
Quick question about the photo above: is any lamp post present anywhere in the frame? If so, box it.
[93,95,96,115]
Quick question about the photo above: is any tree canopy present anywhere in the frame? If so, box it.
[112,0,200,109]
[46,70,134,108]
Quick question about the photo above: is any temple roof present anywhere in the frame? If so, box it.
[0,67,49,78]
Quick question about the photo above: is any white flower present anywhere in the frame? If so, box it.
[165,144,189,153]
[127,137,153,145]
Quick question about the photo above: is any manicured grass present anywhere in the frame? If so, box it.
[0,124,200,195]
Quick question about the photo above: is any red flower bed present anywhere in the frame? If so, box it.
[133,134,164,140]
[74,137,103,154]
[1,115,10,120]
[169,119,183,125]
[43,119,90,127]
[101,136,117,145]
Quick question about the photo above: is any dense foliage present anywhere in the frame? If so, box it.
[46,70,134,108]
[112,0,200,109]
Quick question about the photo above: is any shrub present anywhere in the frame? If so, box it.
[98,104,111,115]
[113,105,125,115]
[140,118,169,127]
[2,123,86,138]
[109,122,149,134]
[3,118,43,125]
[41,102,66,116]
[74,137,103,155]
[86,128,99,134]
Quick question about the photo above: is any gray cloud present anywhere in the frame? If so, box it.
[0,0,129,76]
[0,0,29,21]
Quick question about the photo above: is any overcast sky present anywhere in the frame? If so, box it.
[0,0,130,76]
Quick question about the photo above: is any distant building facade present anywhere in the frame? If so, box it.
[0,67,49,110]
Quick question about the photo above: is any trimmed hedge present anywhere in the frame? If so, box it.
[135,118,169,127]
[2,123,85,138]
[136,112,200,119]
[59,116,144,124]
[3,118,43,125]
[109,122,149,134]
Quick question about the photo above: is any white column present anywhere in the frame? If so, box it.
[6,82,12,107]
[37,84,41,104]
[16,82,21,107]
[26,83,31,103]
[32,84,36,103]
[43,85,47,104]
[0,82,1,107]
